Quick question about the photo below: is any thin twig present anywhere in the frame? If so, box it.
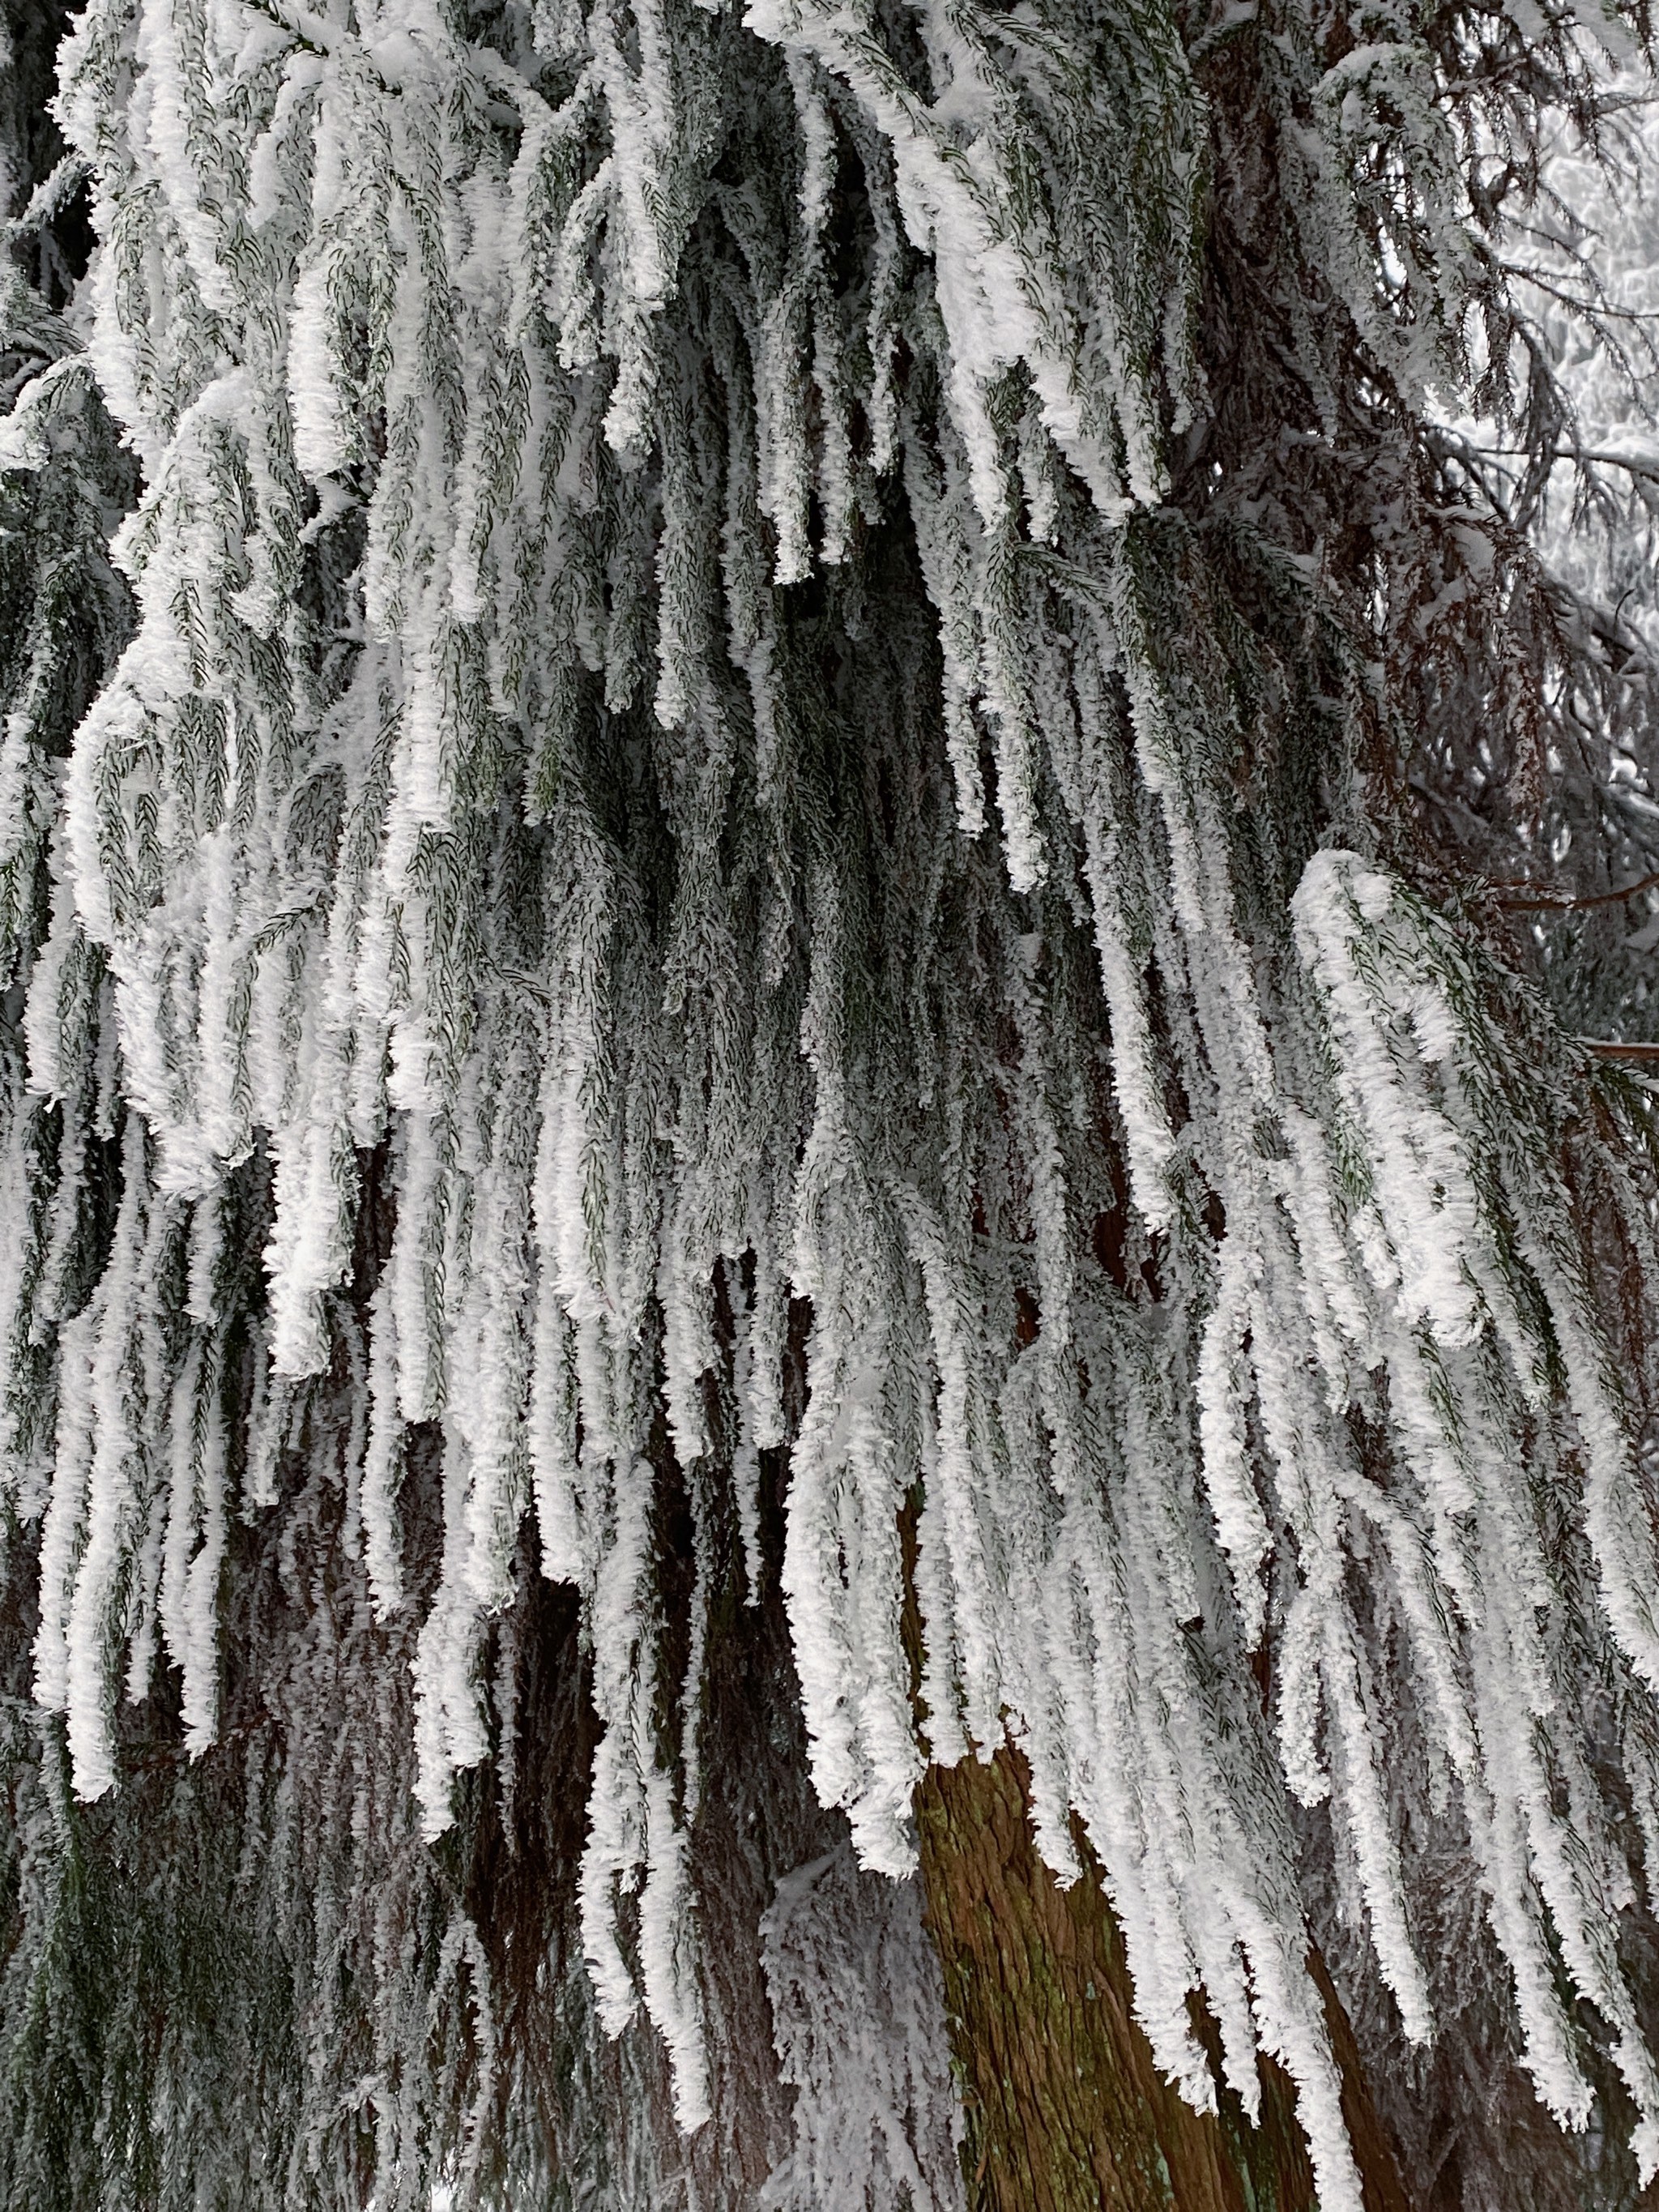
[1495,868,1659,912]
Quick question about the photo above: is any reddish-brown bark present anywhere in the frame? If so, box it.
[915,1747,1412,2212]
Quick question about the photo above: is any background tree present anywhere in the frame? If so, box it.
[4,0,1659,2206]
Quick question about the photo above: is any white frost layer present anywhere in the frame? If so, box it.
[8,0,1659,2187]
[759,1844,965,2212]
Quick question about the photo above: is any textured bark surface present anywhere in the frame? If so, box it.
[915,1747,1413,2212]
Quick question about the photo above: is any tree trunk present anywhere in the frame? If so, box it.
[915,1747,1412,2212]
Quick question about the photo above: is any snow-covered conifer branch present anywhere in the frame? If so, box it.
[4,0,1659,2201]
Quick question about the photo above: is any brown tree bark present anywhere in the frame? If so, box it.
[915,1747,1413,2212]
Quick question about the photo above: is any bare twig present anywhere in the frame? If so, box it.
[1495,868,1659,912]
